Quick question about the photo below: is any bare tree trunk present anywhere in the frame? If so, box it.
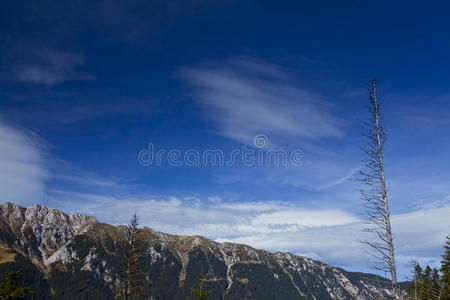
[414,262,418,300]
[438,283,444,300]
[359,78,400,299]
[373,81,399,296]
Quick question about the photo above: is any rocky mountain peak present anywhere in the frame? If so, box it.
[0,202,97,262]
[0,202,26,222]
[0,202,97,229]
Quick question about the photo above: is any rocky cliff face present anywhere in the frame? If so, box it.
[0,202,394,299]
[0,202,96,265]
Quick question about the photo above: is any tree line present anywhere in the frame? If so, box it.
[406,237,450,299]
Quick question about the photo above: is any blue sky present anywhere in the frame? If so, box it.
[1,0,450,280]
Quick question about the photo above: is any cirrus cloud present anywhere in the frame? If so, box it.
[14,48,94,86]
[0,120,48,204]
[179,56,345,147]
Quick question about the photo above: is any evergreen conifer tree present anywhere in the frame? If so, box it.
[440,236,450,299]
[0,271,32,300]
[189,270,210,300]
[407,236,450,300]
[118,213,145,300]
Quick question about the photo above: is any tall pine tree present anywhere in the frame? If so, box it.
[440,236,450,299]
[118,213,145,300]
[189,270,210,300]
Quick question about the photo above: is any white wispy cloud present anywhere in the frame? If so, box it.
[0,120,48,204]
[207,195,222,203]
[316,165,361,191]
[14,48,94,86]
[61,176,118,187]
[177,56,358,192]
[179,56,345,147]
[46,192,361,239]
[0,118,128,204]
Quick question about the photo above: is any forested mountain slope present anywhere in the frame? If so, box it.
[0,202,395,299]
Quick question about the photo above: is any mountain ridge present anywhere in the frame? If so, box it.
[0,202,396,299]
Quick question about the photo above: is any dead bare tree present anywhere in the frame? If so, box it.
[359,78,401,299]
[405,261,419,300]
[413,261,418,300]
